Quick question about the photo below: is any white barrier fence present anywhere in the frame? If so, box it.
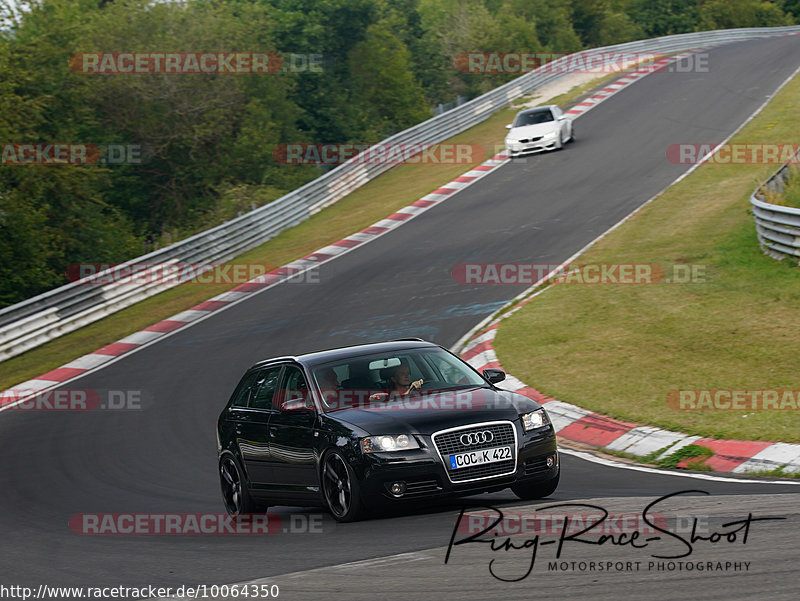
[2,26,800,361]
[751,147,800,262]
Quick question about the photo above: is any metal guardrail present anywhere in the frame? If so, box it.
[751,147,800,262]
[2,26,800,362]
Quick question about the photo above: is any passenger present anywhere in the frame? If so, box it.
[317,367,342,409]
[318,367,340,390]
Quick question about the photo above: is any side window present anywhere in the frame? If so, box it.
[249,366,283,410]
[230,371,259,408]
[277,366,310,407]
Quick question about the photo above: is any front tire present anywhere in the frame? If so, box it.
[511,473,560,500]
[322,451,365,522]
[219,454,267,515]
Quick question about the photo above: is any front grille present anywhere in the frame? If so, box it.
[434,423,515,455]
[518,136,543,143]
[433,422,517,483]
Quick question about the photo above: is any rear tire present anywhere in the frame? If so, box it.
[511,473,560,500]
[219,455,267,515]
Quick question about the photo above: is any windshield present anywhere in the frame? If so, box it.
[513,110,554,127]
[311,347,488,411]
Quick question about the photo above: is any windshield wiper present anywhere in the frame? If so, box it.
[428,384,488,392]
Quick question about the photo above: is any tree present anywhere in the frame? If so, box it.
[0,1,142,306]
[628,0,700,37]
[699,0,791,29]
[348,22,431,138]
[570,0,612,47]
[775,0,800,21]
[597,11,646,45]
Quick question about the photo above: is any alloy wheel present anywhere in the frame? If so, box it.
[322,453,352,519]
[219,456,243,515]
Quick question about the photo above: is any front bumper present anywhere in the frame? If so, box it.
[507,139,558,157]
[357,426,559,503]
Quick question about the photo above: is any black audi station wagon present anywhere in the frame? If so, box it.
[217,339,559,522]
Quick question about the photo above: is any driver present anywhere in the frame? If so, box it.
[390,363,424,394]
[369,362,423,401]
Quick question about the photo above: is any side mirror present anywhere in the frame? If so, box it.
[505,124,513,129]
[280,397,313,412]
[483,369,506,384]
[557,115,566,120]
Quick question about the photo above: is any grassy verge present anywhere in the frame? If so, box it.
[764,167,800,209]
[0,76,608,391]
[495,71,800,443]
[600,444,715,471]
[543,71,618,108]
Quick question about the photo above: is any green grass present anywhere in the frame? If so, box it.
[0,77,608,391]
[589,442,715,472]
[764,167,800,209]
[494,71,800,443]
[737,466,800,479]
[656,444,714,469]
[543,71,619,108]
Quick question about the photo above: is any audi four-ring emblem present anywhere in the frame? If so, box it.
[460,430,494,446]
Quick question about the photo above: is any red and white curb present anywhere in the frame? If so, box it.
[565,49,710,118]
[0,47,728,407]
[0,153,512,409]
[456,46,800,477]
[458,292,800,477]
[6,41,791,481]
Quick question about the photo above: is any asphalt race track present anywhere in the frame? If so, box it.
[1,35,799,599]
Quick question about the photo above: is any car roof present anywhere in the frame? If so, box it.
[249,339,440,370]
[515,105,555,116]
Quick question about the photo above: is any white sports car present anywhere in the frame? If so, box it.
[504,105,574,157]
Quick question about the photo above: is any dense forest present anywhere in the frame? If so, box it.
[1,0,798,307]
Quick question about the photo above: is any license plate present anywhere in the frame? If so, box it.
[449,446,512,470]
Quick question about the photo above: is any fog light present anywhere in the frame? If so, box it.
[389,482,407,496]
[546,455,556,468]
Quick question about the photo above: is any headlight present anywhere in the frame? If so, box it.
[521,408,551,431]
[505,138,518,145]
[361,434,420,453]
